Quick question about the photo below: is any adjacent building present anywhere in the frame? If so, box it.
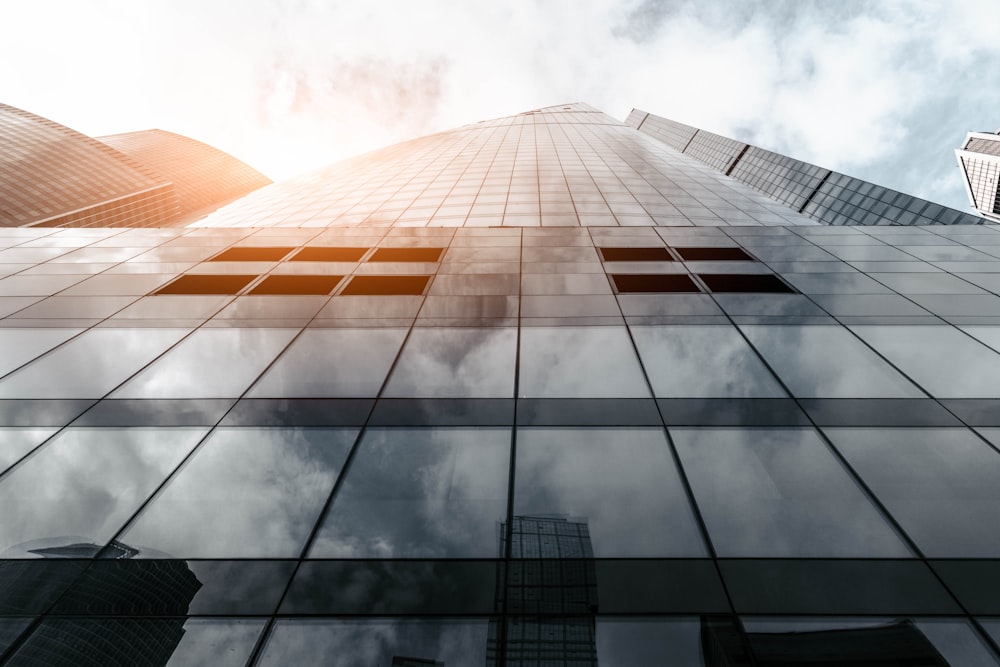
[0,104,270,229]
[957,131,1000,223]
[2,103,1000,665]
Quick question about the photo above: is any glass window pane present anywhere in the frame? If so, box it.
[519,327,651,398]
[119,428,357,558]
[113,328,298,398]
[740,617,1000,666]
[671,428,910,557]
[852,325,1000,398]
[594,618,704,665]
[631,325,786,397]
[0,428,206,556]
[6,618,265,667]
[513,428,705,557]
[257,619,490,667]
[827,428,1000,557]
[247,328,407,398]
[0,329,188,398]
[309,427,510,557]
[0,328,82,376]
[740,325,924,398]
[383,327,516,397]
[0,428,57,473]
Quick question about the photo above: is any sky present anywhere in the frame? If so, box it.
[2,0,999,213]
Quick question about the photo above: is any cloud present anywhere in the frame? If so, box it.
[1,0,999,210]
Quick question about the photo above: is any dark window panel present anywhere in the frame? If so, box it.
[676,247,755,261]
[209,247,294,261]
[154,274,256,295]
[369,247,443,262]
[280,560,498,614]
[599,247,673,262]
[290,247,367,261]
[6,618,264,667]
[611,274,700,293]
[248,275,344,295]
[720,560,959,614]
[341,275,430,296]
[699,274,795,293]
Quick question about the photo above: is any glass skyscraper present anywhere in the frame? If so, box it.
[2,102,1000,664]
[957,130,1000,224]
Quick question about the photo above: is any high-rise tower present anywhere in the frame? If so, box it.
[2,103,1000,665]
[957,131,1000,223]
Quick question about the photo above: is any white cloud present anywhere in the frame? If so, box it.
[1,0,999,209]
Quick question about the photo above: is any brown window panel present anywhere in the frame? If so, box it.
[341,275,431,296]
[155,274,256,295]
[368,247,443,262]
[289,247,368,262]
[249,275,345,295]
[675,247,755,261]
[599,247,674,262]
[698,274,795,293]
[611,274,700,293]
[209,247,295,261]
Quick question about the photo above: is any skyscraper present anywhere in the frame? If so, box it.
[2,103,1000,665]
[957,131,1000,223]
[0,104,271,229]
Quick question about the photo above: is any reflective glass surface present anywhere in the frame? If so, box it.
[631,325,786,397]
[0,329,188,398]
[384,327,516,397]
[0,428,57,472]
[513,428,705,556]
[6,618,265,667]
[0,328,82,376]
[852,325,1000,398]
[119,428,356,557]
[827,428,1000,557]
[113,328,298,398]
[257,619,490,666]
[0,428,206,556]
[740,325,925,398]
[518,327,651,398]
[309,428,510,557]
[247,328,408,397]
[672,428,910,557]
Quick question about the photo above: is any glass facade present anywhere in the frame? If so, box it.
[0,104,270,229]
[2,103,1000,664]
[957,131,1000,222]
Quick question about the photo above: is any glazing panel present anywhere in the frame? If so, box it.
[631,325,786,397]
[247,328,408,397]
[0,428,57,473]
[740,325,924,398]
[0,618,31,655]
[827,428,1000,557]
[672,428,910,557]
[5,618,265,667]
[0,427,206,556]
[112,328,297,399]
[519,327,651,398]
[0,329,188,399]
[119,428,356,557]
[513,428,705,557]
[594,618,704,665]
[740,617,999,666]
[0,328,82,376]
[309,427,510,557]
[383,328,516,398]
[257,619,490,667]
[852,325,1000,398]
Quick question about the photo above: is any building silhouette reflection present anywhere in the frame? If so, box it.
[489,515,599,666]
[4,539,202,666]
